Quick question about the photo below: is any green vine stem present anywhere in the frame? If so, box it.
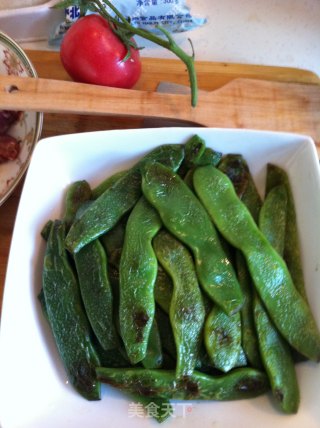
[55,0,198,107]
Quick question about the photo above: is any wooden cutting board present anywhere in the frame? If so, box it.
[0,50,319,312]
[1,74,320,142]
[2,50,315,153]
[23,51,320,144]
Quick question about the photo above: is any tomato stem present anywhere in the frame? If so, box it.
[55,0,198,107]
[153,25,198,108]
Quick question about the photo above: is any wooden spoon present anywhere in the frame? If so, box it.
[0,74,320,145]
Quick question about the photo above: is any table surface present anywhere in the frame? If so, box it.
[0,50,320,314]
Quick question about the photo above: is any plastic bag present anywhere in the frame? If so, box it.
[105,0,206,33]
[49,1,206,45]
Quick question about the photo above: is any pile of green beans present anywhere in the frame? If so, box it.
[40,135,320,422]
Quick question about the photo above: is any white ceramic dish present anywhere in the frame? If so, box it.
[0,127,320,428]
[0,31,43,206]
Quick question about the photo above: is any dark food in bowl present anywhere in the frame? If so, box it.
[0,110,21,163]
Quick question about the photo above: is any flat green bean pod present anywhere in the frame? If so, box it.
[96,367,269,401]
[259,184,288,255]
[219,154,262,222]
[193,165,320,362]
[142,162,244,316]
[236,252,262,369]
[256,188,299,414]
[42,220,101,400]
[100,218,126,261]
[142,318,163,369]
[154,263,212,318]
[204,306,242,373]
[119,197,162,364]
[66,169,142,254]
[178,135,220,178]
[219,156,262,368]
[93,339,130,368]
[154,265,173,315]
[65,144,184,254]
[63,180,92,229]
[266,164,307,301]
[74,239,118,351]
[92,170,127,200]
[253,296,299,413]
[218,154,250,201]
[155,306,176,360]
[183,134,206,168]
[153,230,205,378]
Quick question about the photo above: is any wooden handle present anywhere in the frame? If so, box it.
[0,74,194,122]
[1,74,320,148]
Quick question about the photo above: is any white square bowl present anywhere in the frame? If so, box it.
[0,127,320,428]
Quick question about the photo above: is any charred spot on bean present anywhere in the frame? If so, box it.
[219,156,249,198]
[236,376,267,394]
[274,388,284,403]
[72,362,98,394]
[191,143,202,156]
[184,135,205,166]
[136,384,158,397]
[186,143,204,166]
[73,182,90,204]
[215,328,232,346]
[134,310,150,328]
[180,376,200,398]
[134,310,150,342]
[145,164,175,188]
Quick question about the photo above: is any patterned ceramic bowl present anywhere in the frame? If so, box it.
[0,31,43,206]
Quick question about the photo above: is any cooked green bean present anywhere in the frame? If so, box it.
[93,339,130,368]
[236,252,262,369]
[63,180,92,229]
[184,134,206,168]
[266,164,307,301]
[41,219,53,241]
[142,162,244,316]
[96,367,269,400]
[100,217,126,262]
[74,239,118,351]
[119,197,162,364]
[219,155,262,368]
[92,170,127,200]
[142,318,163,369]
[218,154,250,201]
[259,184,287,255]
[184,135,222,168]
[253,296,299,413]
[204,306,242,373]
[193,165,320,361]
[256,186,299,413]
[153,229,205,378]
[154,265,173,315]
[155,306,176,360]
[65,144,184,254]
[219,154,262,222]
[65,169,142,254]
[42,220,101,400]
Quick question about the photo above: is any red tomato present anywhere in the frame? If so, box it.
[60,14,141,89]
